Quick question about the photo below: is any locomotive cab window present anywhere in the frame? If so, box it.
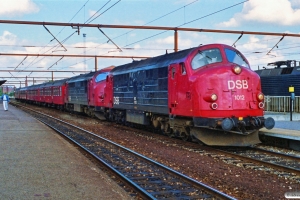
[95,72,109,83]
[191,48,222,70]
[225,48,250,68]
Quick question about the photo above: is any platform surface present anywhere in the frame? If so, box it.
[265,111,300,123]
[0,103,132,199]
[260,111,300,140]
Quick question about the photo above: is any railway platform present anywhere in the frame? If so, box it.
[259,111,300,151]
[0,103,132,199]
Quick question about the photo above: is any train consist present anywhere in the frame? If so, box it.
[15,43,275,146]
[255,60,300,96]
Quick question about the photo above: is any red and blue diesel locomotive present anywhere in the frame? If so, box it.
[15,43,275,146]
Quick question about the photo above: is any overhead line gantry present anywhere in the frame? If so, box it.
[1,19,300,87]
[1,20,300,52]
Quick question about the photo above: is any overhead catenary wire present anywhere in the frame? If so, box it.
[47,56,64,70]
[20,0,92,73]
[4,0,297,77]
[21,30,78,72]
[42,0,121,71]
[90,0,200,53]
[3,0,121,83]
[84,0,112,24]
[14,56,28,70]
[85,0,121,24]
[43,25,67,52]
[121,0,249,49]
[98,28,122,52]
[57,0,247,72]
[27,1,91,62]
[109,0,200,41]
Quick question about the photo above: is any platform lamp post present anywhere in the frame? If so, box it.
[289,86,295,121]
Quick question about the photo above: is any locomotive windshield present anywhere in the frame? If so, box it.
[225,48,249,68]
[191,48,222,70]
[95,72,109,82]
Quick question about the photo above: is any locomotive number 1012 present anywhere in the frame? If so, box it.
[234,95,245,100]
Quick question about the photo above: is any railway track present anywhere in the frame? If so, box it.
[135,132,300,183]
[214,146,300,179]
[13,103,235,200]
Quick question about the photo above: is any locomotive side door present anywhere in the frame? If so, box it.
[168,64,178,114]
[88,79,94,106]
[168,63,191,115]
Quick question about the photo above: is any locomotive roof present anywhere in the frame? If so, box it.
[39,81,56,88]
[111,47,196,74]
[17,78,69,90]
[66,71,96,83]
[256,60,300,76]
[29,84,43,89]
[51,78,69,86]
[267,60,295,68]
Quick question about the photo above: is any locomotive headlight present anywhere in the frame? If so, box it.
[257,93,264,101]
[203,93,218,102]
[211,94,218,101]
[233,66,242,74]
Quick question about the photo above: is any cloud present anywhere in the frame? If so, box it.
[219,0,300,27]
[155,36,174,45]
[0,0,39,17]
[0,31,17,45]
[241,36,268,51]
[88,10,98,18]
[69,62,86,70]
[232,35,288,69]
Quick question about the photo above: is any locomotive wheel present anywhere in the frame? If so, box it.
[162,124,173,137]
[181,133,191,141]
[166,131,174,138]
[181,127,191,141]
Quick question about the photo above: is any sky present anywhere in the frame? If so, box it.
[1,0,300,87]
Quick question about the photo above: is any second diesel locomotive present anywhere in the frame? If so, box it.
[255,60,300,96]
[15,43,275,146]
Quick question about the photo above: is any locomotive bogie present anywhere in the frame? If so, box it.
[168,117,193,141]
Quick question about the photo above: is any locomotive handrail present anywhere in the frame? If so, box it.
[264,96,300,113]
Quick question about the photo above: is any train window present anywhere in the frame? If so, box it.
[180,63,186,75]
[225,48,249,68]
[95,72,109,83]
[172,67,176,79]
[191,48,222,70]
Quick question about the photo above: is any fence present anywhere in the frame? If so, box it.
[264,96,300,113]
